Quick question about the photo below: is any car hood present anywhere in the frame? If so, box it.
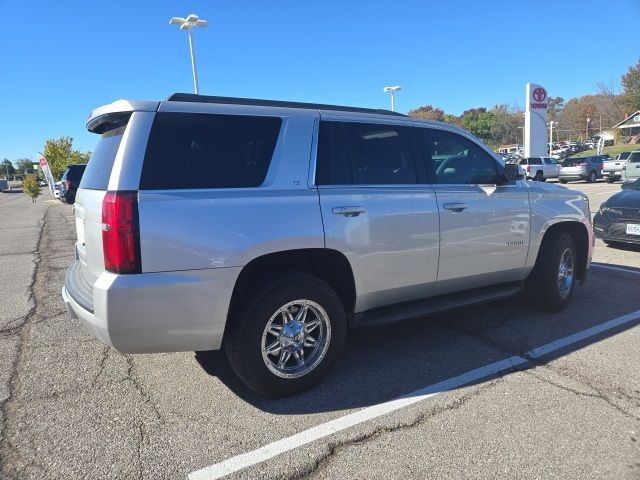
[604,188,640,208]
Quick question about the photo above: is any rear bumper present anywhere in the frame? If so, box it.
[63,261,241,353]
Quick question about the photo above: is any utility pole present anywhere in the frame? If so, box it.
[586,117,591,140]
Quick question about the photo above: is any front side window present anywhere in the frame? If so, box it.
[417,128,498,184]
[316,121,418,185]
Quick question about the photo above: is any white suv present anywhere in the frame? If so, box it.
[63,94,594,396]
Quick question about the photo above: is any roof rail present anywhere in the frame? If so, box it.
[166,93,407,117]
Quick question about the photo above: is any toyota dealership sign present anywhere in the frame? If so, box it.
[524,83,548,157]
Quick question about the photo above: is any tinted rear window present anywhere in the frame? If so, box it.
[80,125,127,190]
[63,165,87,183]
[140,113,282,190]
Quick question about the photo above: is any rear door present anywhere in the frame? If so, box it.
[316,119,439,312]
[415,126,530,296]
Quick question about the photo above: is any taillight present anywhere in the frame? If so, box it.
[64,180,71,189]
[101,191,141,274]
[525,165,530,173]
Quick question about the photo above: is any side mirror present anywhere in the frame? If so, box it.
[504,163,524,182]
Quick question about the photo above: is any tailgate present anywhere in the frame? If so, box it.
[74,189,108,287]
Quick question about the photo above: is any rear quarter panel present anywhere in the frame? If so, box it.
[138,114,324,272]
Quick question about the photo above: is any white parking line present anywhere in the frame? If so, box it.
[189,307,640,480]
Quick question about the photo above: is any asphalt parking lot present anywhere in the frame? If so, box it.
[1,181,639,480]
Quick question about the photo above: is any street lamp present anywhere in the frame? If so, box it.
[548,121,556,154]
[585,117,591,141]
[383,85,401,112]
[169,14,208,94]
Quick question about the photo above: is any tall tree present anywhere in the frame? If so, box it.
[1,159,15,176]
[459,108,495,145]
[15,158,34,174]
[42,136,90,180]
[620,59,640,115]
[547,96,564,122]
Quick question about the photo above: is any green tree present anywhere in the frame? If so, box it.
[22,175,41,203]
[15,158,34,175]
[1,159,15,176]
[459,108,495,145]
[547,96,564,122]
[42,136,91,180]
[620,59,640,115]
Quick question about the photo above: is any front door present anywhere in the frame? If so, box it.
[415,126,530,295]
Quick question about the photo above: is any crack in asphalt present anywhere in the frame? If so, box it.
[288,380,502,480]
[0,204,49,476]
[437,317,640,424]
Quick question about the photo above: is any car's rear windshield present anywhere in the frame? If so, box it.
[561,159,583,166]
[80,119,129,190]
[140,112,282,190]
[64,165,87,182]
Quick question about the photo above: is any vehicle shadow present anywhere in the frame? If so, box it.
[195,269,640,414]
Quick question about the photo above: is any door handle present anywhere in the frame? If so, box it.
[443,203,468,212]
[332,206,366,217]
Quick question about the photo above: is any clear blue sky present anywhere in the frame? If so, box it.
[1,0,638,162]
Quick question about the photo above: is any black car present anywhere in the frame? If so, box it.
[593,178,640,245]
[60,164,87,204]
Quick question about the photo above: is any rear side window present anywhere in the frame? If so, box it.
[66,165,87,182]
[140,113,282,190]
[316,121,417,185]
[81,125,127,190]
[629,152,640,163]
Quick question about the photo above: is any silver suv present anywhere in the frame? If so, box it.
[62,94,594,396]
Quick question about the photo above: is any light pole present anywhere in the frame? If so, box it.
[585,117,591,141]
[169,14,208,94]
[548,121,556,154]
[383,86,401,112]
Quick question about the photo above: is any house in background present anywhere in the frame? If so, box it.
[613,110,640,144]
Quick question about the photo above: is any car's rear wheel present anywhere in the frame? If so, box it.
[526,232,577,312]
[225,272,346,397]
[559,179,568,184]
[534,171,544,182]
[605,177,615,184]
[587,171,597,183]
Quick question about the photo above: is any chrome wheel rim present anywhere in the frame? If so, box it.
[261,300,331,379]
[558,248,575,299]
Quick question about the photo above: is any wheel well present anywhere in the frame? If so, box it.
[229,249,356,319]
[539,222,589,282]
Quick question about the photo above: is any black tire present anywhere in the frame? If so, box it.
[225,272,346,397]
[559,179,568,184]
[586,171,597,183]
[605,177,615,184]
[534,171,544,182]
[526,232,577,312]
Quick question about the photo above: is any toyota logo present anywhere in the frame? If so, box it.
[532,87,547,102]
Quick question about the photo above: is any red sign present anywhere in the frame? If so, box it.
[532,87,547,102]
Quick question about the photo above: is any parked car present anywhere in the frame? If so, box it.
[39,179,47,187]
[558,155,606,183]
[53,181,62,199]
[622,150,640,184]
[516,157,560,181]
[603,152,633,183]
[62,94,594,397]
[593,178,640,245]
[60,164,87,204]
[0,178,8,191]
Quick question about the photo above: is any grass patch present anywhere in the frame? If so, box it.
[570,143,640,158]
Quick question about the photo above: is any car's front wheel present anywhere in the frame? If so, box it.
[526,232,577,311]
[225,273,346,397]
[586,171,597,183]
